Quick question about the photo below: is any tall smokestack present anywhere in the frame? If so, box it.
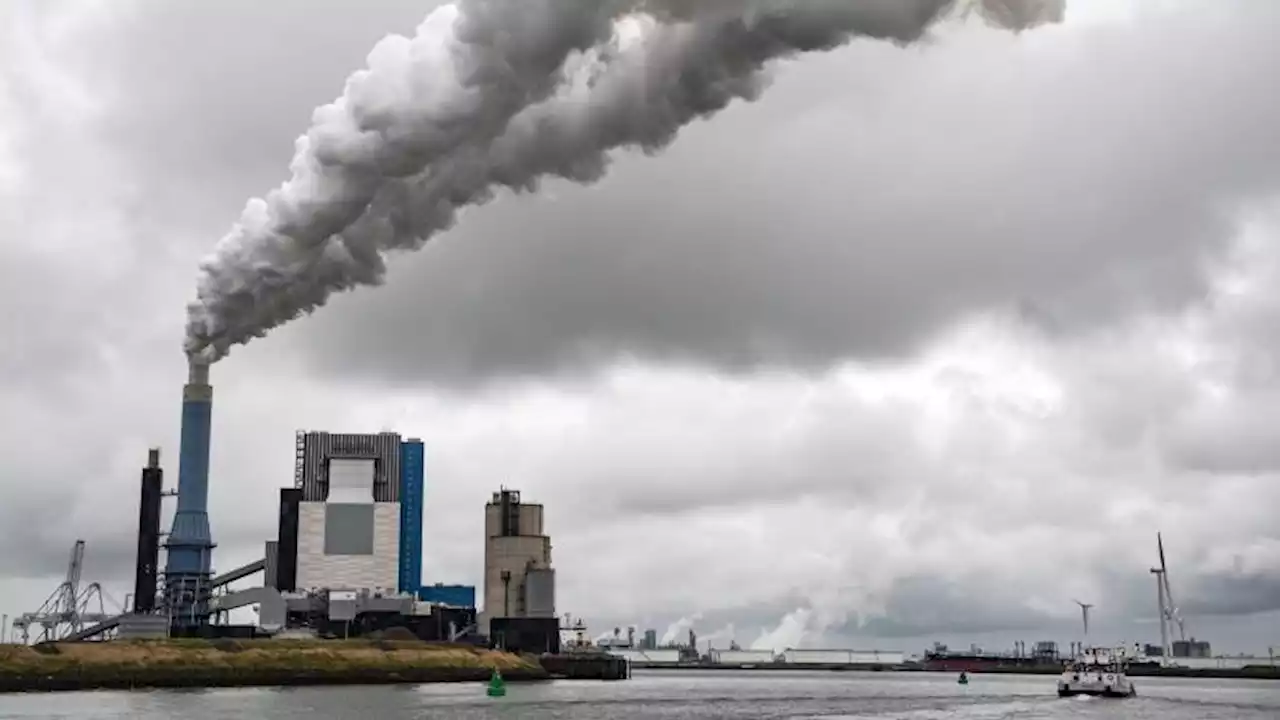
[132,448,164,614]
[162,358,217,626]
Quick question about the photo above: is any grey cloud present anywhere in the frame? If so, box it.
[35,1,1280,388]
[5,1,1280,655]
[854,577,1054,638]
[277,2,1280,387]
[78,0,445,233]
[1167,394,1280,475]
[1184,571,1280,618]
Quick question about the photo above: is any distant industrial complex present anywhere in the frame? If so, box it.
[588,533,1275,673]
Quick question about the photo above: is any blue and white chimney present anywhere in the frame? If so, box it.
[163,358,217,626]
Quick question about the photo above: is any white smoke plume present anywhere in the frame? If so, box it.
[185,0,1065,361]
[752,608,812,651]
[659,611,702,646]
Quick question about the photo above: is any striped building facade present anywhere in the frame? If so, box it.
[290,431,421,594]
[295,431,403,502]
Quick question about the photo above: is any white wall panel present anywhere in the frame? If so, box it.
[296,502,326,591]
[296,501,401,591]
[328,458,376,502]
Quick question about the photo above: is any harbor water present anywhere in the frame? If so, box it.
[1,670,1276,719]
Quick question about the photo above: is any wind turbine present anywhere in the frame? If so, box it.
[1151,531,1188,661]
[1073,599,1094,639]
[1157,533,1187,641]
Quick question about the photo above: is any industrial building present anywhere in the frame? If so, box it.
[710,648,778,665]
[258,430,479,639]
[124,424,479,642]
[780,648,906,666]
[1172,638,1212,658]
[288,431,418,594]
[9,359,576,661]
[12,360,488,643]
[642,628,658,649]
[607,647,683,664]
[482,488,560,655]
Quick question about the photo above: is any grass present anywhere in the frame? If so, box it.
[0,638,547,692]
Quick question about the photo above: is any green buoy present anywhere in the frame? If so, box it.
[486,669,507,697]
[958,672,969,685]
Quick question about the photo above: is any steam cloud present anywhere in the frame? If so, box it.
[185,0,1065,362]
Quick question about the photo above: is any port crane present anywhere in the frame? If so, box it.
[10,540,116,644]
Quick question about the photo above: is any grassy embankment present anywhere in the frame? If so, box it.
[0,638,548,693]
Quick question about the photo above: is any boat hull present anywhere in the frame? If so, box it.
[1057,676,1136,699]
[1058,687,1136,698]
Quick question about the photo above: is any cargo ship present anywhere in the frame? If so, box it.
[924,650,1057,672]
[923,642,1062,672]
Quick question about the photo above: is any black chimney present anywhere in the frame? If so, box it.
[132,448,164,613]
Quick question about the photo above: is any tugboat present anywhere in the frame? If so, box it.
[1057,645,1136,698]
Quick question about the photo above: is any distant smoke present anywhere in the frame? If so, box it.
[752,608,812,650]
[659,611,702,646]
[185,0,1065,362]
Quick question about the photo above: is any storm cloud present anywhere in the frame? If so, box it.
[1,0,1278,655]
[290,3,1280,387]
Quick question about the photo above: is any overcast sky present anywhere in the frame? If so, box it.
[3,0,1279,655]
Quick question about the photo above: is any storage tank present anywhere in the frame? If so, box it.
[780,648,904,666]
[849,650,904,665]
[606,648,682,664]
[526,568,556,617]
[711,648,778,664]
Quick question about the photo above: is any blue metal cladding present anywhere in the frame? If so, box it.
[398,440,424,594]
[417,584,475,608]
[165,396,214,576]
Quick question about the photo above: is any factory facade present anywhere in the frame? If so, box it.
[107,393,554,648]
[285,431,420,594]
[268,431,478,639]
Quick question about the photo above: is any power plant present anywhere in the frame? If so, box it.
[8,359,558,648]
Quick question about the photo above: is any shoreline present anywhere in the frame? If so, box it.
[0,666,552,694]
[627,663,1280,680]
[0,639,550,694]
[4,639,1273,693]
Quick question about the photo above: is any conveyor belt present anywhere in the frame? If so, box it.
[59,615,122,642]
[210,558,265,588]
